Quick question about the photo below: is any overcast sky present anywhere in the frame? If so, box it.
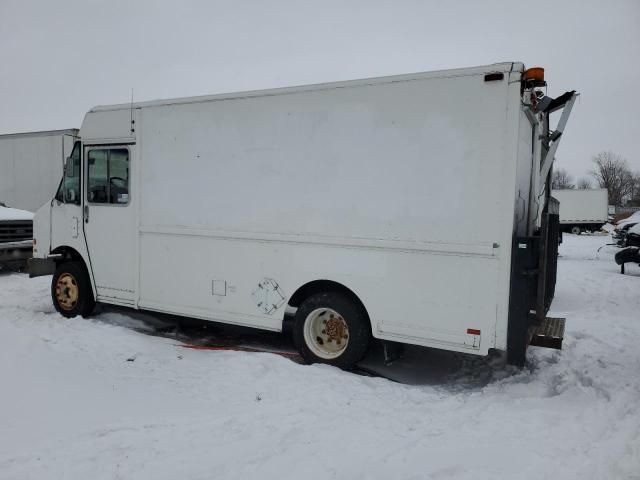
[1,0,638,179]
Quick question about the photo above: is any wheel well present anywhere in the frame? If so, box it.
[51,246,85,264]
[50,246,96,298]
[288,280,369,319]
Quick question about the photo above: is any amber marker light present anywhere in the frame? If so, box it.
[523,67,545,82]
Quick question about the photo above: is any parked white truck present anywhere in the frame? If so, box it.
[29,63,577,368]
[0,205,33,270]
[552,188,608,234]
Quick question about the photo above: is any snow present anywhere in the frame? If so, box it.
[617,210,640,227]
[601,222,615,233]
[629,223,640,235]
[0,206,33,221]
[1,235,639,479]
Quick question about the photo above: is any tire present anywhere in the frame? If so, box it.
[292,291,371,369]
[51,261,95,318]
[570,226,582,235]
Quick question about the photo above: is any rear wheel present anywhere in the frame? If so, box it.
[293,291,371,369]
[51,261,95,318]
[570,226,582,235]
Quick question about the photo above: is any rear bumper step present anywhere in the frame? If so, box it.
[530,317,565,350]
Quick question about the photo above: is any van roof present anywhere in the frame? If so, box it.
[89,62,523,113]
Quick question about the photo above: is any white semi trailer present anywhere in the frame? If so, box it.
[0,129,78,212]
[29,63,577,368]
[551,188,608,234]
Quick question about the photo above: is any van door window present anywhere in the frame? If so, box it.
[87,148,130,205]
[56,141,81,204]
[109,149,130,204]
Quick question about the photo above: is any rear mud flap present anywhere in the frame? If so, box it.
[507,211,561,365]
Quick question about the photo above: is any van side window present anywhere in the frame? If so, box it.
[87,148,130,205]
[56,141,81,204]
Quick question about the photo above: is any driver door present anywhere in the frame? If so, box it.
[83,144,136,305]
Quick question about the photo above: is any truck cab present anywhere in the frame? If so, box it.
[30,108,137,312]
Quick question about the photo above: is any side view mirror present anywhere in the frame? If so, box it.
[65,189,76,203]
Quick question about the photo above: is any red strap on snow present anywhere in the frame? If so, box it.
[180,343,301,358]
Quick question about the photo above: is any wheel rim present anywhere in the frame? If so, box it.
[303,308,350,359]
[55,273,79,311]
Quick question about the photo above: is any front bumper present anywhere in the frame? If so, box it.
[27,257,56,278]
[0,240,32,265]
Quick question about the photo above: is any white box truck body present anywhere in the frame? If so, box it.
[0,129,78,212]
[551,189,608,234]
[30,63,577,367]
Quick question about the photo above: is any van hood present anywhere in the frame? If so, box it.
[0,206,34,221]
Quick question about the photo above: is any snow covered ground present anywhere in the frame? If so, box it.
[0,234,639,480]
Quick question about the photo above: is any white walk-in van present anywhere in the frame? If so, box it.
[30,63,577,368]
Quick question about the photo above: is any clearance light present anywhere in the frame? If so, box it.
[467,328,481,335]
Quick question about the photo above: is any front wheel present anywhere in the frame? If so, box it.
[292,292,371,369]
[51,261,96,318]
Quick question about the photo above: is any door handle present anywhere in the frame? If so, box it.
[84,205,89,223]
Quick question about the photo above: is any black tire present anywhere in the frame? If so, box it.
[292,291,371,370]
[51,261,95,318]
[571,226,581,235]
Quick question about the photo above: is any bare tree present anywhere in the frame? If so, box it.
[577,177,592,189]
[628,174,640,207]
[590,152,634,206]
[551,168,574,189]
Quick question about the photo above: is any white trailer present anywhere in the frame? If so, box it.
[30,63,577,368]
[0,129,78,212]
[552,188,608,234]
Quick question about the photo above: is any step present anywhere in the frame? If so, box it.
[530,317,566,350]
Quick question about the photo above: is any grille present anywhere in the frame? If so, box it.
[0,220,33,243]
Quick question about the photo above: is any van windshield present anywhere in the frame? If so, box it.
[55,141,81,204]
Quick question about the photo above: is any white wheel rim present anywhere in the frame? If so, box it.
[303,308,350,360]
